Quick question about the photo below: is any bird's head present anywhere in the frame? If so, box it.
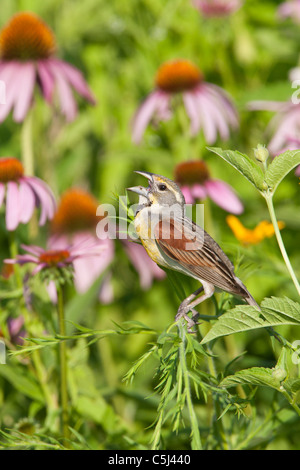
[127,171,185,212]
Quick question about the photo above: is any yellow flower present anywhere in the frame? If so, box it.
[226,215,285,245]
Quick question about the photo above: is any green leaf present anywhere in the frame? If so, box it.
[207,147,265,191]
[201,297,300,344]
[220,367,282,391]
[264,149,300,194]
[260,296,300,324]
[0,364,44,402]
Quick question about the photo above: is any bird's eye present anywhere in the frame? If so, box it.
[158,184,167,191]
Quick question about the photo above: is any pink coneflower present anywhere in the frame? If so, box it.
[5,238,107,276]
[0,156,56,231]
[192,0,242,17]
[49,188,115,302]
[278,0,300,23]
[0,12,95,123]
[174,160,243,213]
[132,59,238,144]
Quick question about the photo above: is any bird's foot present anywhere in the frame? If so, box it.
[175,306,200,334]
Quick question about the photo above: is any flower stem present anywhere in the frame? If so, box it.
[56,285,70,445]
[8,230,22,289]
[264,194,300,296]
[21,109,34,176]
[178,322,202,450]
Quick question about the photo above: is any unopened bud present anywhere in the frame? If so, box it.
[253,144,269,163]
[272,367,287,382]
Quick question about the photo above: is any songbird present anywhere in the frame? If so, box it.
[127,171,259,331]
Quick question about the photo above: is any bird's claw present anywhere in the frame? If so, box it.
[175,306,200,334]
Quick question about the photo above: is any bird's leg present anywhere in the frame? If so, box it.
[175,283,215,332]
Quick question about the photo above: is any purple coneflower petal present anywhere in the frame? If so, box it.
[46,280,58,304]
[0,61,22,121]
[19,180,36,224]
[194,88,219,143]
[98,273,114,304]
[204,179,243,214]
[52,59,96,104]
[13,62,36,122]
[268,107,300,154]
[5,254,38,265]
[32,263,47,275]
[0,182,5,208]
[20,244,45,255]
[6,181,20,231]
[124,240,165,289]
[247,100,288,113]
[181,186,195,204]
[191,183,207,200]
[37,60,55,103]
[183,91,201,135]
[25,177,56,225]
[295,164,300,176]
[132,91,167,144]
[47,59,78,121]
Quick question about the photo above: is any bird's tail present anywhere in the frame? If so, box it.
[234,276,260,310]
[244,292,260,310]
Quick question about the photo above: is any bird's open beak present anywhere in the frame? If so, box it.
[134,171,154,183]
[126,185,149,198]
[127,171,155,198]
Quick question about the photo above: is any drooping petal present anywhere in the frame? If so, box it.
[51,59,96,104]
[37,60,55,103]
[268,107,300,154]
[247,100,288,113]
[19,180,36,224]
[46,280,58,304]
[204,179,244,214]
[6,181,21,231]
[123,240,165,289]
[0,61,23,121]
[193,88,218,143]
[132,91,168,144]
[47,59,78,121]
[25,177,56,225]
[20,244,45,255]
[0,182,5,208]
[180,186,195,204]
[13,62,36,122]
[295,164,300,176]
[191,183,207,200]
[183,91,201,135]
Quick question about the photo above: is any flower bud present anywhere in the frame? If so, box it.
[253,144,269,163]
[272,367,287,382]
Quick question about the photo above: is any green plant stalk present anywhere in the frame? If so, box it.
[206,347,229,450]
[21,109,34,176]
[8,230,22,289]
[57,285,70,444]
[178,322,202,450]
[264,194,300,296]
[8,231,58,426]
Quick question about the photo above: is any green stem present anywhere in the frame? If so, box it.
[8,230,22,289]
[8,231,58,427]
[206,343,229,450]
[178,322,202,450]
[57,285,70,445]
[21,109,34,176]
[264,194,300,296]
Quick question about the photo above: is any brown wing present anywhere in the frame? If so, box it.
[154,216,247,297]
